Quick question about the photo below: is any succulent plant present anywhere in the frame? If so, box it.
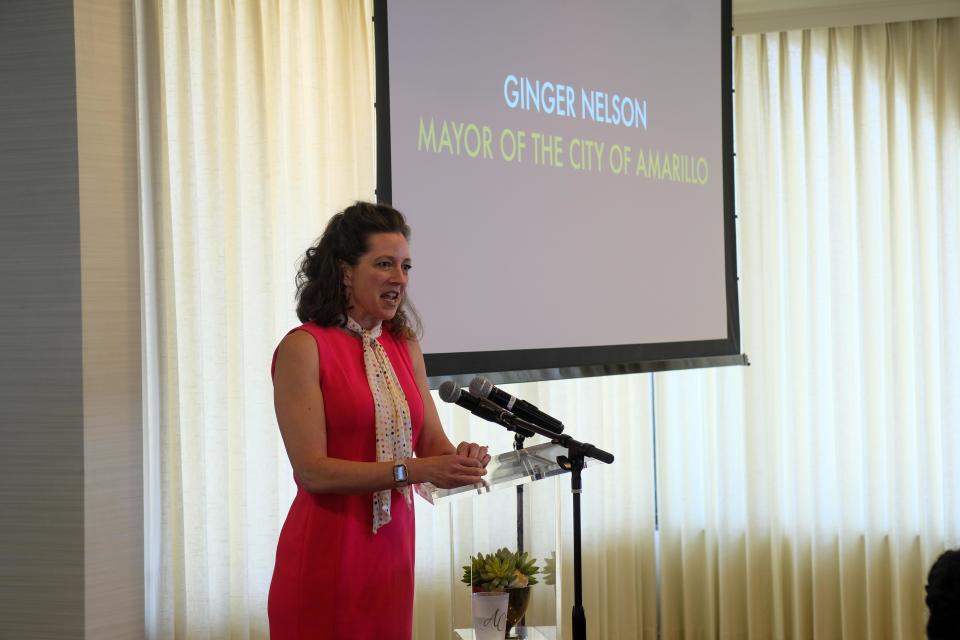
[461,548,540,591]
[542,551,556,586]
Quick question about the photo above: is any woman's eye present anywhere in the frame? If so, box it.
[377,261,392,268]
[402,264,412,272]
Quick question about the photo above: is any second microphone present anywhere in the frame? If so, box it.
[469,376,565,435]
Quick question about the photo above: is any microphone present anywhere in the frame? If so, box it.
[469,376,564,434]
[438,380,515,428]
[441,381,614,465]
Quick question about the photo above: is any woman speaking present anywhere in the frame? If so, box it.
[268,202,490,639]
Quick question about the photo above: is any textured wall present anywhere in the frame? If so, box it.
[0,0,143,636]
[0,1,85,637]
[75,0,144,637]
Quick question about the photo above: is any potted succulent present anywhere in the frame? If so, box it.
[462,548,540,637]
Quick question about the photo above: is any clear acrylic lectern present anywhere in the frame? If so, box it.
[425,441,585,639]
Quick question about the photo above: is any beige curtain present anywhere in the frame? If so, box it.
[135,1,376,637]
[653,19,960,639]
[136,3,960,637]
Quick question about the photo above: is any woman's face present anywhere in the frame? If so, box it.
[342,232,411,330]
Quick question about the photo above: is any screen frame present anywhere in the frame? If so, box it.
[373,0,744,387]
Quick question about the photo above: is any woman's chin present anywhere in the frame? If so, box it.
[378,305,399,321]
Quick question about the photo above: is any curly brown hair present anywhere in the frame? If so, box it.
[295,201,421,338]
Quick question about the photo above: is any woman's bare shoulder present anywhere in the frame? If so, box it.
[276,329,320,371]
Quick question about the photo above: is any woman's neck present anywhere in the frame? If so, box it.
[345,312,381,331]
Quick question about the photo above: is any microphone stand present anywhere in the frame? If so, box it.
[514,432,527,631]
[491,411,615,640]
[515,432,526,554]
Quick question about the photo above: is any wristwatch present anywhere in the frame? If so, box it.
[393,461,409,488]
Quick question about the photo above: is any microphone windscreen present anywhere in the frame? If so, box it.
[469,376,493,399]
[438,380,461,403]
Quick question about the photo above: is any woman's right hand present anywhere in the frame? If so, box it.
[410,454,487,489]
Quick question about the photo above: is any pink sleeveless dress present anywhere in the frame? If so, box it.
[268,322,424,639]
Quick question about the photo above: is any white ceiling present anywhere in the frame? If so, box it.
[733,0,960,33]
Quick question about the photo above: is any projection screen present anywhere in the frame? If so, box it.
[374,0,744,384]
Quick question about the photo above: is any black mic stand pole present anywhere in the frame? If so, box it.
[490,411,614,640]
[514,432,526,553]
[514,432,527,631]
[556,447,587,639]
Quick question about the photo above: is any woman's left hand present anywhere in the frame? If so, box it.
[456,441,491,467]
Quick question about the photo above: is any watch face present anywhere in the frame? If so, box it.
[394,463,408,483]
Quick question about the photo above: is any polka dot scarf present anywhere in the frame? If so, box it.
[344,317,414,533]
